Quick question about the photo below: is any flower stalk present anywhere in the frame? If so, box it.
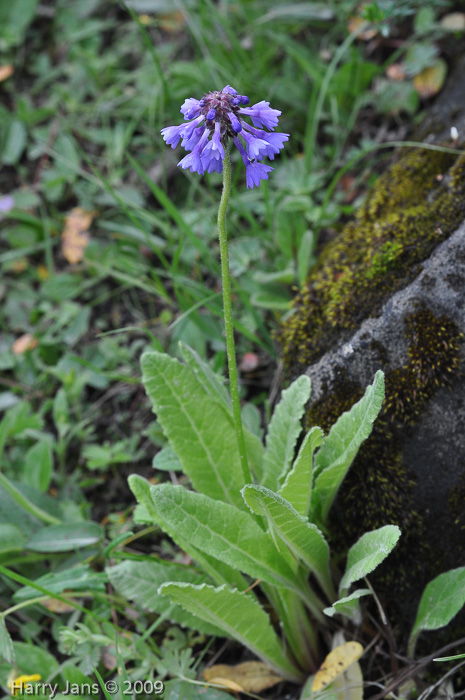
[217,144,251,485]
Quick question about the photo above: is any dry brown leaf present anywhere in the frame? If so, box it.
[11,258,28,273]
[347,15,378,40]
[159,11,185,33]
[42,598,76,613]
[61,207,94,264]
[0,65,14,83]
[312,642,364,692]
[12,334,38,355]
[203,661,283,693]
[413,60,447,99]
[102,646,117,670]
[440,13,465,31]
[386,63,406,81]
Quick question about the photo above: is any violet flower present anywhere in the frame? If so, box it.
[161,85,288,189]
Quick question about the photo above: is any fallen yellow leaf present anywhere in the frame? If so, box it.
[159,10,185,33]
[329,660,364,700]
[413,60,447,99]
[204,677,244,693]
[347,15,378,40]
[312,641,364,692]
[440,12,465,31]
[42,598,76,613]
[37,264,50,280]
[12,334,38,355]
[0,64,14,83]
[203,661,283,693]
[61,207,94,264]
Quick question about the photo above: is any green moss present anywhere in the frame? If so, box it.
[278,148,465,374]
[278,146,465,636]
[306,306,463,615]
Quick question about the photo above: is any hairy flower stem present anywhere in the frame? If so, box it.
[217,146,251,485]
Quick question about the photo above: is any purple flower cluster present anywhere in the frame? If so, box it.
[161,85,288,189]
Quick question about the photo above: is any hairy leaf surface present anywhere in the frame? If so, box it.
[142,351,260,509]
[128,475,248,590]
[242,484,333,600]
[324,589,371,622]
[160,583,302,682]
[339,525,401,596]
[312,371,385,524]
[261,375,311,491]
[279,426,323,516]
[150,483,302,594]
[107,559,224,636]
[409,567,465,656]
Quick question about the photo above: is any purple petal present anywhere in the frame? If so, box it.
[201,142,224,173]
[212,122,225,157]
[180,115,205,140]
[232,136,249,166]
[206,108,216,121]
[228,112,242,133]
[239,100,281,130]
[181,125,206,151]
[222,85,238,95]
[180,98,202,120]
[242,126,289,160]
[178,151,204,174]
[0,194,14,214]
[160,124,185,149]
[178,129,209,174]
[245,162,274,189]
[240,130,271,160]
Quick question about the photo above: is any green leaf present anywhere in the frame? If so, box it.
[0,476,60,526]
[312,371,385,524]
[279,426,323,517]
[53,388,69,439]
[26,522,104,552]
[179,343,264,477]
[179,342,231,408]
[13,640,59,679]
[409,567,465,657]
[107,559,224,636]
[2,120,27,165]
[339,525,401,596]
[13,565,106,601]
[261,375,311,490]
[141,351,247,509]
[160,583,302,682]
[153,445,183,472]
[24,440,53,491]
[323,589,371,622]
[128,475,248,591]
[241,484,334,602]
[0,524,26,554]
[0,617,14,663]
[297,230,315,287]
[150,483,302,595]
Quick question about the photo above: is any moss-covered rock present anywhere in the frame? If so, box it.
[278,62,465,642]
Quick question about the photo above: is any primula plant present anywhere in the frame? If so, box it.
[108,85,403,688]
